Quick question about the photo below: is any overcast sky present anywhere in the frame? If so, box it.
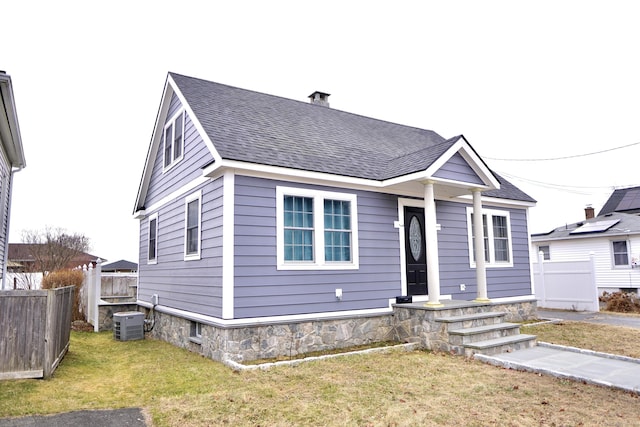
[3,1,640,263]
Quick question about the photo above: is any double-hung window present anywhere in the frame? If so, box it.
[277,186,358,270]
[163,110,185,170]
[466,207,513,267]
[184,191,202,260]
[148,213,158,264]
[612,240,630,267]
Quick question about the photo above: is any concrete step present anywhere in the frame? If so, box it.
[448,322,521,346]
[462,334,537,357]
[435,311,506,331]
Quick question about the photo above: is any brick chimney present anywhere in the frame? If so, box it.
[308,91,330,107]
[585,205,595,220]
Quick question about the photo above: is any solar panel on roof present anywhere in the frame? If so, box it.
[570,219,620,234]
[617,189,640,211]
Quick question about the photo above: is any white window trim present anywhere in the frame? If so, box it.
[611,239,630,268]
[147,213,158,265]
[276,186,359,270]
[466,206,514,268]
[184,190,202,261]
[162,109,185,172]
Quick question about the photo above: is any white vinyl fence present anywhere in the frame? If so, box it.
[532,251,599,311]
[78,260,138,332]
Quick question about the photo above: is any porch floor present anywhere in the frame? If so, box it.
[393,299,494,311]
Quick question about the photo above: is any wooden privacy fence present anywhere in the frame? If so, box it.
[0,286,74,380]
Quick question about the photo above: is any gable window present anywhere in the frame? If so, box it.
[148,213,158,264]
[184,190,202,260]
[612,240,629,267]
[163,110,185,170]
[466,207,513,268]
[277,186,358,270]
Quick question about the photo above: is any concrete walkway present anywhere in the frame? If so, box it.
[476,309,640,395]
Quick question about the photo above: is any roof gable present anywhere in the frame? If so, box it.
[134,73,535,213]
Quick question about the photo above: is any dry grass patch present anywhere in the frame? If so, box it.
[525,321,640,359]
[1,329,640,426]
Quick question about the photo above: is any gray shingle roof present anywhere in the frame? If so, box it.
[599,186,640,216]
[169,73,535,202]
[532,212,640,240]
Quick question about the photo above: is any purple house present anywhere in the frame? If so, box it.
[134,73,537,363]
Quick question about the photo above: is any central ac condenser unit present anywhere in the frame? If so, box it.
[113,311,144,341]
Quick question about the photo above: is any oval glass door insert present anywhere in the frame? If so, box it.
[409,215,422,261]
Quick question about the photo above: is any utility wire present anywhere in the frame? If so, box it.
[497,171,625,196]
[485,141,640,161]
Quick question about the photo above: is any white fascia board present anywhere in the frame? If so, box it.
[450,194,536,209]
[167,74,223,164]
[424,137,501,190]
[134,74,224,214]
[531,231,640,243]
[0,74,25,169]
[134,78,174,213]
[206,159,384,189]
[135,175,210,218]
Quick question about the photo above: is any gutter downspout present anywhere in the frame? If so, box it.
[1,166,22,290]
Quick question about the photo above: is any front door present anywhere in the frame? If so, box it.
[404,206,427,296]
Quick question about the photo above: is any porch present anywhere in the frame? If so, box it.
[393,299,537,357]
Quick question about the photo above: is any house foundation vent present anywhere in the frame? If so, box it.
[113,311,144,341]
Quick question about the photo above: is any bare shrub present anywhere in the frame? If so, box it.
[42,269,85,321]
[599,291,640,313]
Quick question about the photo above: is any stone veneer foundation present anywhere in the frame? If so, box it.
[141,299,536,364]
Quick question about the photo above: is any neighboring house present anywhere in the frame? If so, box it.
[101,259,138,273]
[133,72,537,362]
[532,191,640,298]
[0,71,26,290]
[7,243,104,290]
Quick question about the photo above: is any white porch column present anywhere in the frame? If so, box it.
[472,189,490,302]
[424,181,443,307]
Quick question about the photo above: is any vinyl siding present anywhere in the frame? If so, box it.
[144,93,215,208]
[437,200,533,298]
[138,176,224,317]
[433,152,483,185]
[233,175,402,318]
[532,235,640,290]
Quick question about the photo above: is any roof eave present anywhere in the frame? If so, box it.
[0,73,26,169]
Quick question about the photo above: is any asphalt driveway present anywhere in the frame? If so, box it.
[537,308,640,329]
[0,408,147,427]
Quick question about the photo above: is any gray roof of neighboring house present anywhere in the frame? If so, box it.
[599,186,640,216]
[531,212,640,241]
[169,73,535,202]
[101,259,138,271]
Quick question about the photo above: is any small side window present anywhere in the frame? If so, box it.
[148,214,158,264]
[190,321,202,344]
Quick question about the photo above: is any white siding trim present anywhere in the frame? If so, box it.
[147,213,158,265]
[465,206,514,268]
[275,186,359,270]
[138,300,392,327]
[135,175,209,218]
[397,198,428,296]
[222,171,235,319]
[184,190,202,261]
